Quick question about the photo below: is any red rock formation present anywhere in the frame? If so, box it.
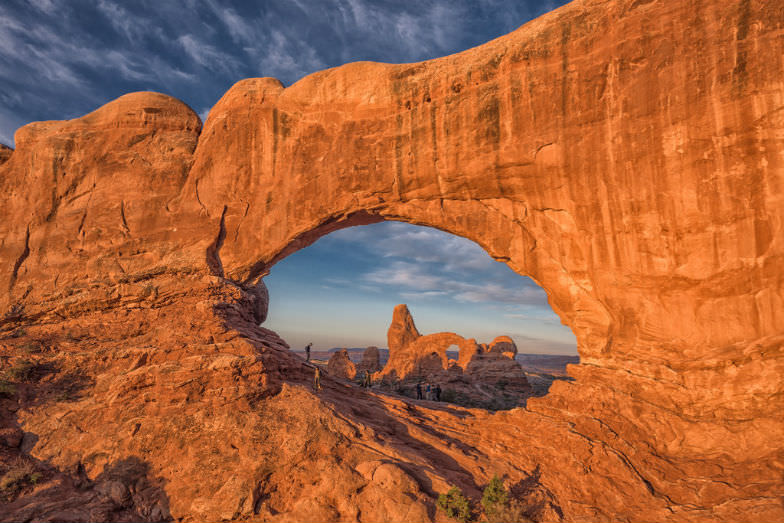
[488,336,517,356]
[0,0,782,520]
[327,349,357,380]
[356,346,381,375]
[379,305,531,398]
[387,304,420,352]
[0,144,11,165]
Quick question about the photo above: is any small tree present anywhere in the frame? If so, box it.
[481,475,533,523]
[481,475,508,517]
[437,486,472,523]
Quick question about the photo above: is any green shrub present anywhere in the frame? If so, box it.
[0,459,39,499]
[487,499,532,523]
[481,475,508,516]
[21,340,42,354]
[0,379,15,398]
[437,486,472,522]
[481,476,533,523]
[441,388,457,403]
[7,359,35,381]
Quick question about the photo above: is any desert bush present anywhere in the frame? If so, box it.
[441,388,457,403]
[21,340,42,354]
[482,475,508,515]
[0,458,39,500]
[437,486,472,522]
[7,359,35,381]
[0,379,15,398]
[486,499,532,523]
[481,475,533,523]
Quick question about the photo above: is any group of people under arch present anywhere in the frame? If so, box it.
[306,342,443,402]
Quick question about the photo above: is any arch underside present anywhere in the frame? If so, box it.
[0,0,782,520]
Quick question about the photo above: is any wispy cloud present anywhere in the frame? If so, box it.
[178,34,242,75]
[207,2,255,45]
[0,0,568,146]
[28,0,56,14]
[97,0,148,43]
[363,259,547,306]
[330,221,496,273]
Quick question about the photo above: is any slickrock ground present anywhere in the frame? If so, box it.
[0,0,783,521]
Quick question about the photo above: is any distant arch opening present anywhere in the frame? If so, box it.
[262,221,577,410]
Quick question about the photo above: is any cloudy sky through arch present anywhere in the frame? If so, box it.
[0,0,575,353]
[264,222,577,354]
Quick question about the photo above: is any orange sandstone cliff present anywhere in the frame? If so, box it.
[0,0,783,521]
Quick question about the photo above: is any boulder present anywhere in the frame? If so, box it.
[327,349,356,380]
[356,346,381,375]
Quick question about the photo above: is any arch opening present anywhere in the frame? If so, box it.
[262,220,577,410]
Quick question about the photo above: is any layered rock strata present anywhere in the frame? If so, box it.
[0,0,782,520]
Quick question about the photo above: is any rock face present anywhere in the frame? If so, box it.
[387,304,420,352]
[379,304,531,396]
[488,336,517,356]
[356,346,381,375]
[327,349,357,380]
[0,144,11,165]
[0,0,782,521]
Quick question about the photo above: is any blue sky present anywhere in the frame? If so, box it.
[265,222,577,353]
[0,0,575,354]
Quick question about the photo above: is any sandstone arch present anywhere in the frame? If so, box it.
[0,0,782,520]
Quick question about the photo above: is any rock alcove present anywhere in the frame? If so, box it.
[0,0,782,520]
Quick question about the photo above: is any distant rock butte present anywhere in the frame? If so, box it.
[327,349,357,380]
[380,305,531,396]
[356,346,381,375]
[0,0,782,521]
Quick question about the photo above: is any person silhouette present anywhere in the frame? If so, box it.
[314,366,321,391]
[305,343,312,362]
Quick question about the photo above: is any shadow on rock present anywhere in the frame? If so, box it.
[1,456,172,523]
[509,464,564,522]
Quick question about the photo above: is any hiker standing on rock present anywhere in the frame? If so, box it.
[416,382,423,400]
[314,366,322,392]
[425,383,432,401]
[305,342,312,362]
[435,383,442,402]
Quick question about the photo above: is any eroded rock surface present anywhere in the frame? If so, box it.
[379,304,532,404]
[0,0,782,521]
